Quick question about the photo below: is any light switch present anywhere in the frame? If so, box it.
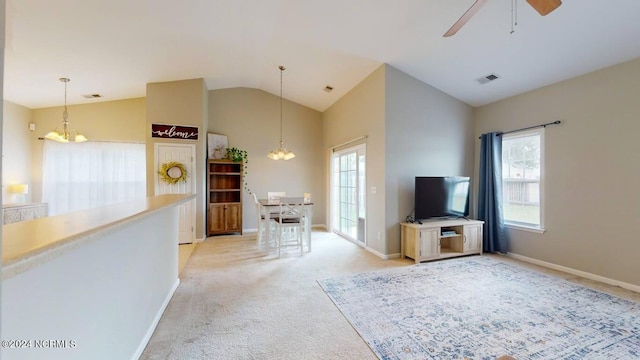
[371,186,376,194]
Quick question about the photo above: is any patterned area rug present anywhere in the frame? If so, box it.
[317,256,640,360]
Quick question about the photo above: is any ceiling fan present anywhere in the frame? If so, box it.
[443,0,562,37]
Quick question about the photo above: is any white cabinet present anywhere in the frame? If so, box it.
[401,219,484,264]
[3,203,48,224]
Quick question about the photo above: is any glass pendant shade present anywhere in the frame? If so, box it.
[267,141,295,160]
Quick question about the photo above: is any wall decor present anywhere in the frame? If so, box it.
[207,133,228,159]
[152,124,198,140]
[158,161,188,185]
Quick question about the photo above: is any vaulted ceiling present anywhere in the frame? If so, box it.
[5,0,640,111]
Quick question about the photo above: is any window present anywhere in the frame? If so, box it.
[42,141,146,216]
[501,129,544,229]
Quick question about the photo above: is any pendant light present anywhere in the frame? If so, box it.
[267,66,295,160]
[44,78,88,143]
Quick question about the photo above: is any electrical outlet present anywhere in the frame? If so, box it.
[377,231,381,240]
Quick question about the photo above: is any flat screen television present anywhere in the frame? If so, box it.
[414,176,470,220]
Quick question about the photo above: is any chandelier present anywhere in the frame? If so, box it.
[267,66,295,160]
[44,78,88,143]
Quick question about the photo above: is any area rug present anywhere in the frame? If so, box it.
[317,256,640,360]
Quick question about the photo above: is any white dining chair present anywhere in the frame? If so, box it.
[252,193,267,249]
[267,192,286,202]
[271,197,305,257]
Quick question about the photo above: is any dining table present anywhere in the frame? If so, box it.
[259,198,313,252]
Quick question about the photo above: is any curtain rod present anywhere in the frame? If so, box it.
[478,120,561,139]
[331,135,368,151]
[38,138,144,144]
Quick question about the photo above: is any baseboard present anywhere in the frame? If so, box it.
[243,226,326,233]
[194,237,205,243]
[506,252,640,293]
[365,246,401,260]
[131,278,181,360]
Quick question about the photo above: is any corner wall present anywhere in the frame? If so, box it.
[2,101,31,204]
[474,57,640,287]
[384,65,475,255]
[208,87,324,229]
[30,98,146,203]
[323,66,387,254]
[146,79,208,240]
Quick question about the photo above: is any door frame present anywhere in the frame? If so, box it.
[154,142,196,244]
[330,143,366,247]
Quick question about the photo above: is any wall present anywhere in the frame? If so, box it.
[323,65,386,254]
[1,0,5,340]
[2,101,31,204]
[322,64,475,257]
[385,65,475,255]
[475,57,640,287]
[208,87,324,229]
[30,98,146,202]
[146,79,208,240]
[1,201,181,360]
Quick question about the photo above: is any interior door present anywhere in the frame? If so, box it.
[331,144,366,246]
[154,143,196,244]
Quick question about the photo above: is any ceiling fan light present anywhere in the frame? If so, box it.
[74,133,88,142]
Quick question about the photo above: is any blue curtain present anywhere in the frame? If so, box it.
[478,133,507,253]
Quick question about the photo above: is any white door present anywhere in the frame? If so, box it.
[154,143,196,244]
[331,144,366,246]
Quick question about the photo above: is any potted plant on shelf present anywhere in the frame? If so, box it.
[225,147,251,194]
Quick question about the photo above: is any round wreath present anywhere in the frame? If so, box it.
[158,161,188,185]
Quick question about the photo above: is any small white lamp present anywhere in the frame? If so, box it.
[8,184,29,203]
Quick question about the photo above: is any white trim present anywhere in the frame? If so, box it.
[243,225,327,234]
[132,278,180,360]
[506,252,640,293]
[505,223,546,234]
[502,128,545,229]
[365,246,401,260]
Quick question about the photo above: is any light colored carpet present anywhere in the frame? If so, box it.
[319,256,640,359]
[142,231,640,360]
[141,231,409,359]
[178,242,197,275]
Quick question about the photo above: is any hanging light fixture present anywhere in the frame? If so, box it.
[267,66,295,160]
[44,78,88,143]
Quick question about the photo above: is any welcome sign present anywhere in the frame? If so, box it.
[151,124,199,140]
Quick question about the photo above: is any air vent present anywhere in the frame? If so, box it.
[83,94,103,99]
[323,85,334,93]
[476,73,500,85]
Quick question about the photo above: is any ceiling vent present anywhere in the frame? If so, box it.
[476,73,500,85]
[323,85,334,93]
[83,94,103,99]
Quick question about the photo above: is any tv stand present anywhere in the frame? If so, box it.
[400,219,484,263]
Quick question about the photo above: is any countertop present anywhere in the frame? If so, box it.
[2,194,195,280]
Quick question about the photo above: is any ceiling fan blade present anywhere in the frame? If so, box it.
[526,0,562,16]
[443,0,488,37]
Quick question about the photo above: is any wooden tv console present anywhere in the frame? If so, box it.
[400,219,484,263]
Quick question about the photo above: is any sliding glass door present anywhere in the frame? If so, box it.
[331,144,366,246]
